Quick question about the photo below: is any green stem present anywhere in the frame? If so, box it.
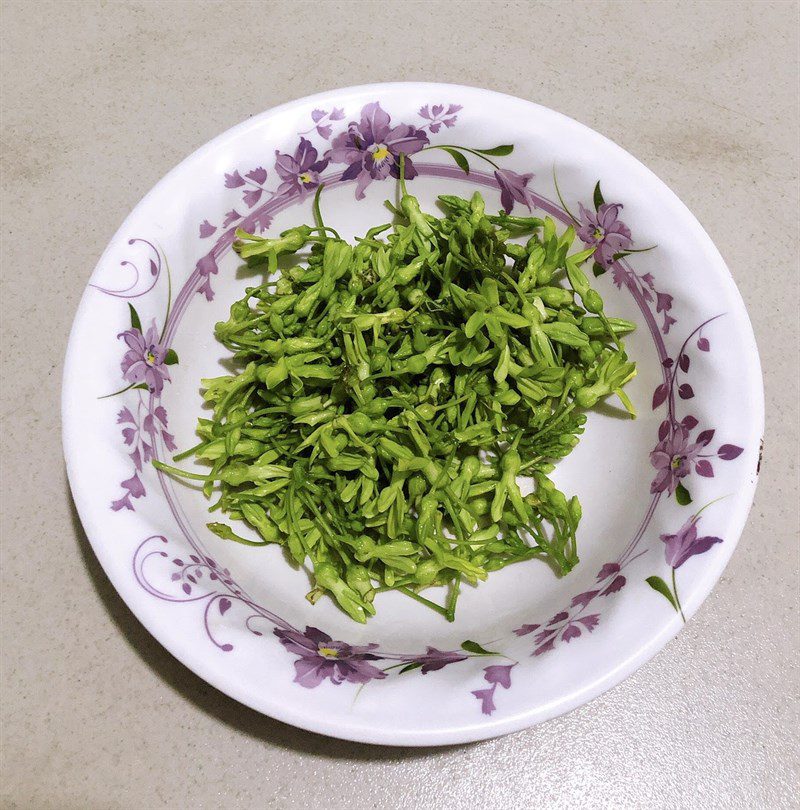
[421,144,502,170]
[525,403,575,445]
[381,662,413,673]
[351,681,368,707]
[672,567,686,622]
[152,459,210,481]
[97,381,138,400]
[517,455,543,474]
[374,578,415,593]
[596,310,625,353]
[311,184,340,238]
[445,574,461,622]
[396,586,449,618]
[398,153,409,197]
[309,225,341,239]
[159,246,173,343]
[172,439,208,462]
[552,166,578,223]
[692,495,729,521]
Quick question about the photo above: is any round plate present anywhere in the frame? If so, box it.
[63,83,763,746]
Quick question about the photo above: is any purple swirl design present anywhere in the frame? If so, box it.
[90,238,162,298]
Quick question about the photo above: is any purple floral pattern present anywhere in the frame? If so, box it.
[472,664,516,715]
[577,202,632,268]
[223,166,271,209]
[99,244,180,512]
[299,107,345,141]
[616,265,676,335]
[111,402,175,511]
[646,510,724,620]
[118,320,171,395]
[89,237,163,299]
[418,103,462,133]
[661,515,722,569]
[91,98,750,719]
[650,419,704,495]
[571,187,676,334]
[495,168,537,214]
[274,137,329,196]
[405,646,469,673]
[274,626,387,688]
[650,316,743,502]
[328,102,429,199]
[513,561,631,656]
[133,530,516,706]
[198,168,274,246]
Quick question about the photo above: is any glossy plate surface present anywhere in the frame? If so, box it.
[63,83,763,745]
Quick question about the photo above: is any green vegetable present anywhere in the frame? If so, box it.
[156,179,636,623]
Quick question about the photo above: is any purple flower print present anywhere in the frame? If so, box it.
[610,263,629,289]
[471,686,497,715]
[195,254,219,301]
[483,664,514,689]
[600,574,626,595]
[245,167,267,185]
[120,472,145,498]
[144,405,177,453]
[513,623,540,637]
[648,510,725,621]
[118,320,171,395]
[494,168,536,214]
[117,405,152,472]
[512,559,629,657]
[111,473,145,512]
[650,423,703,494]
[223,167,269,209]
[660,516,722,569]
[222,209,242,229]
[656,292,673,313]
[274,137,330,196]
[662,311,677,334]
[198,219,217,239]
[111,403,174,511]
[651,319,745,500]
[328,102,428,199]
[239,208,273,237]
[418,103,462,133]
[301,107,345,140]
[472,663,515,715]
[577,202,632,268]
[274,626,386,688]
[655,291,678,334]
[596,562,620,582]
[609,256,675,332]
[224,170,245,189]
[405,646,468,674]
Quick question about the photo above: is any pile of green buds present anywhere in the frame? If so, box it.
[156,186,636,623]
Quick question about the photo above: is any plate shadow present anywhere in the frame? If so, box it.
[68,482,468,759]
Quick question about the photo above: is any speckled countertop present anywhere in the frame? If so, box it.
[1,1,798,807]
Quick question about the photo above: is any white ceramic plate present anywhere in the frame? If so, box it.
[63,83,763,745]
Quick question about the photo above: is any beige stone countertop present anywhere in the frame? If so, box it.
[1,1,798,807]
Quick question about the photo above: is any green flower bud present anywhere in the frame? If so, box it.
[414,559,441,586]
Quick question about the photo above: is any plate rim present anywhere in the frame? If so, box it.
[62,81,765,745]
